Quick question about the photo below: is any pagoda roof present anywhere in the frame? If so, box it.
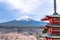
[46,24,60,27]
[47,15,60,17]
[47,13,60,17]
[41,33,60,38]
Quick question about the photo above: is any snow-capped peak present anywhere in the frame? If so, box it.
[16,15,31,21]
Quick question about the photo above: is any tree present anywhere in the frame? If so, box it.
[42,28,48,34]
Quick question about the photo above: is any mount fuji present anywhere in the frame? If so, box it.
[0,16,47,27]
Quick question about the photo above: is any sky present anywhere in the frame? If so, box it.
[0,0,60,23]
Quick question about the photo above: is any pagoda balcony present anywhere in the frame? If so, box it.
[45,24,60,34]
[47,27,60,34]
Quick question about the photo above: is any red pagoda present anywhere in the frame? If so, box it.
[41,0,60,40]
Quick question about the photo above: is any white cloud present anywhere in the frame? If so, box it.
[1,0,60,22]
[5,0,43,13]
[56,0,60,13]
[48,0,60,14]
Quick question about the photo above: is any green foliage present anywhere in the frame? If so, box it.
[42,28,48,34]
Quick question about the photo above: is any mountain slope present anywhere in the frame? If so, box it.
[0,16,47,27]
[0,20,47,27]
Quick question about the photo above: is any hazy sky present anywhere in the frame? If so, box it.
[0,0,60,23]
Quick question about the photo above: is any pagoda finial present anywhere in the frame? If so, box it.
[53,0,58,15]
